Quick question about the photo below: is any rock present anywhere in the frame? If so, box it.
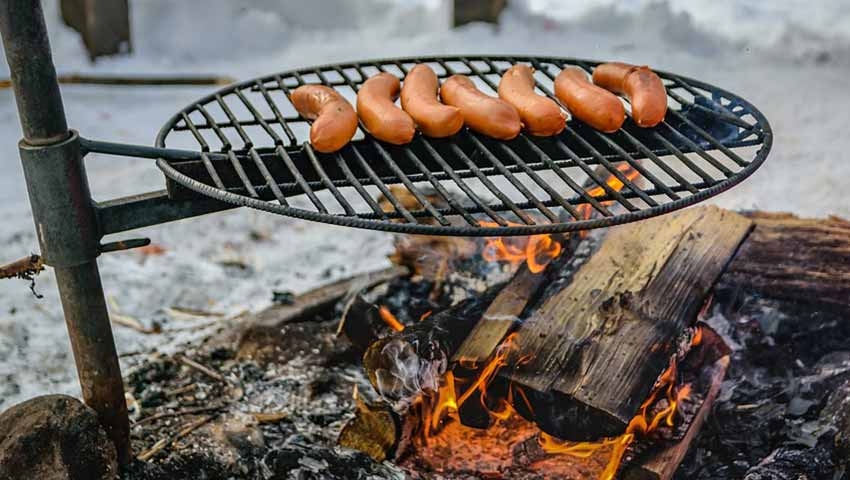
[0,395,117,480]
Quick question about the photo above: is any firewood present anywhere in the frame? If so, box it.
[338,400,414,462]
[719,212,850,313]
[362,285,503,403]
[503,206,752,440]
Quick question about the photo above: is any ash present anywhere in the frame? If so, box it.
[676,291,850,479]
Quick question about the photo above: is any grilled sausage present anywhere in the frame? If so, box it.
[400,64,464,138]
[290,85,358,153]
[554,67,625,133]
[440,75,521,140]
[357,72,416,145]
[592,62,667,128]
[498,64,566,136]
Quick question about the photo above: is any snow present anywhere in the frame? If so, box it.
[1,0,849,408]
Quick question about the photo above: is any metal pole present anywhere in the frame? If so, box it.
[0,0,130,464]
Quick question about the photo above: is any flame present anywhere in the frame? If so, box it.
[378,306,405,332]
[540,358,692,480]
[691,326,703,347]
[576,163,641,225]
[480,223,562,274]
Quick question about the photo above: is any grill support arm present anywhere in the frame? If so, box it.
[0,0,130,465]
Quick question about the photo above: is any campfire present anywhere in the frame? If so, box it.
[332,166,737,479]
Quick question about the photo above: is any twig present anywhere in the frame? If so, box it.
[133,404,223,426]
[175,354,226,383]
[251,412,289,424]
[0,254,44,298]
[136,414,217,461]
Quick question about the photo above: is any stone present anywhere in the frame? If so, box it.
[0,394,117,480]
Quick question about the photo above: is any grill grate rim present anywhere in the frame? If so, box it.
[154,55,772,237]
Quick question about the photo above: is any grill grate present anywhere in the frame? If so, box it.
[155,55,771,236]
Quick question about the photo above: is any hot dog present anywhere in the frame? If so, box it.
[400,64,464,138]
[357,72,416,145]
[290,85,358,153]
[440,75,521,140]
[554,67,625,133]
[498,64,566,137]
[592,62,667,128]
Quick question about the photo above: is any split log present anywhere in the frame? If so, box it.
[718,212,850,314]
[338,400,417,462]
[362,285,503,403]
[504,206,752,440]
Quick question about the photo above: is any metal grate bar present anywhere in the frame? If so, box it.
[330,65,452,226]
[591,131,680,201]
[303,143,356,215]
[173,115,301,132]
[418,139,509,226]
[348,144,418,224]
[466,133,558,222]
[227,150,259,197]
[449,143,535,225]
[659,122,734,176]
[179,112,226,190]
[550,136,639,211]
[275,145,328,214]
[195,104,232,151]
[617,129,699,194]
[401,146,479,226]
[647,130,716,183]
[666,76,755,124]
[179,112,210,152]
[518,135,613,217]
[257,78,298,146]
[564,128,658,206]
[333,152,387,219]
[496,139,582,220]
[665,87,754,130]
[249,148,288,205]
[666,109,750,167]
[233,88,282,145]
[214,94,252,148]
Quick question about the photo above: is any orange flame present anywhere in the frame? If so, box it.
[378,306,405,332]
[480,223,562,274]
[540,357,692,480]
[691,326,703,347]
[577,163,641,224]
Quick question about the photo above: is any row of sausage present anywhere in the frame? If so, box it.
[290,62,667,153]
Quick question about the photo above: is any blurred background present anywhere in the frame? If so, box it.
[1,0,848,409]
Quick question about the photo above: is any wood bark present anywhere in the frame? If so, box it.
[719,212,850,314]
[503,206,752,440]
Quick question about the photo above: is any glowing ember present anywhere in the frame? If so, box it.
[480,223,562,274]
[539,357,692,480]
[577,163,641,224]
[378,306,405,332]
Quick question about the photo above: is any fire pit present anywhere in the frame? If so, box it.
[0,3,781,478]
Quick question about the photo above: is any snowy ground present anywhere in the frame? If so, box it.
[1,0,849,408]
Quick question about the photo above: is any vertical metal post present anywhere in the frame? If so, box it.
[0,0,130,464]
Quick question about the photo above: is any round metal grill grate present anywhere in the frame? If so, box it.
[155,55,772,236]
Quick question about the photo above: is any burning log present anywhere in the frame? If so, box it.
[503,206,752,440]
[362,285,503,403]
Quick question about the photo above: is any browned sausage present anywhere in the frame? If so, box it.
[440,75,521,140]
[400,64,464,138]
[554,67,625,133]
[357,72,416,145]
[290,85,358,153]
[498,64,566,136]
[592,62,667,128]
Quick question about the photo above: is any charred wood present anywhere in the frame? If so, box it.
[504,206,753,440]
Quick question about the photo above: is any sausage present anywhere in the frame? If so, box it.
[400,64,464,138]
[497,64,566,136]
[592,62,667,128]
[553,67,625,133]
[357,72,416,145]
[290,85,358,153]
[440,75,521,140]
